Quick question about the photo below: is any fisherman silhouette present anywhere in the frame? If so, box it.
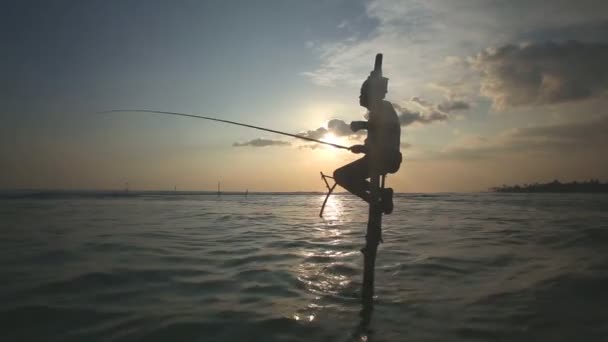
[333,70,402,214]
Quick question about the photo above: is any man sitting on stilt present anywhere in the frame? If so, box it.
[333,68,402,214]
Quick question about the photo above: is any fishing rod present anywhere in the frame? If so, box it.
[98,109,351,150]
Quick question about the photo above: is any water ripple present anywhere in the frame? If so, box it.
[1,193,607,341]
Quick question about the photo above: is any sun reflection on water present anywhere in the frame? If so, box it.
[291,194,359,324]
[320,193,345,223]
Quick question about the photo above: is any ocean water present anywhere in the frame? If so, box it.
[1,191,607,341]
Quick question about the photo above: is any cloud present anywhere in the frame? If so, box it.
[410,96,434,108]
[298,127,328,140]
[298,144,323,150]
[297,119,362,140]
[327,119,353,137]
[394,104,447,126]
[303,0,608,116]
[393,101,448,126]
[471,41,608,109]
[434,115,608,160]
[510,115,608,144]
[437,99,470,112]
[232,138,291,147]
[296,97,464,149]
[410,95,471,116]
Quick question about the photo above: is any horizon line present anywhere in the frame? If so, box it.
[0,187,485,195]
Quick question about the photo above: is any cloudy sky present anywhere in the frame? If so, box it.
[2,0,608,192]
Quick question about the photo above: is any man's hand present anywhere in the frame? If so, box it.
[350,121,368,132]
[349,144,367,154]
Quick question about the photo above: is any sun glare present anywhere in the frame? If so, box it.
[323,132,343,147]
[318,132,351,159]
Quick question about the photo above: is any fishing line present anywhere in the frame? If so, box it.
[98,109,350,150]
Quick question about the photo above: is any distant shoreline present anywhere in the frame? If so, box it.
[491,180,608,193]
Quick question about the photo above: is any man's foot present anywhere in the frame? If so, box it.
[381,188,394,214]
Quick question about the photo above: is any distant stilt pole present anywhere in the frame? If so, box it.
[217,181,221,197]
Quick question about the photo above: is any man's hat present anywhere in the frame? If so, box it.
[361,54,389,100]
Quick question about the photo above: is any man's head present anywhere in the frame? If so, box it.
[359,76,388,108]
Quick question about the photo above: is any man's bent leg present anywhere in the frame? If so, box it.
[333,156,371,203]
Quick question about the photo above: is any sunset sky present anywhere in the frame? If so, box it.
[2,0,608,192]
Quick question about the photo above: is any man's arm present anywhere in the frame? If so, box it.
[350,121,369,132]
[349,120,370,154]
[349,144,368,154]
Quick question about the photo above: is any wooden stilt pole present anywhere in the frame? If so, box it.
[347,50,398,339]
[361,173,383,324]
[359,53,389,328]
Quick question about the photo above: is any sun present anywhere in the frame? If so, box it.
[323,132,342,146]
[320,132,351,155]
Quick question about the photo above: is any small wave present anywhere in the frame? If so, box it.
[137,316,325,342]
[26,268,217,297]
[1,305,125,340]
[324,263,359,276]
[461,271,608,340]
[545,226,608,249]
[241,284,300,297]
[222,252,299,267]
